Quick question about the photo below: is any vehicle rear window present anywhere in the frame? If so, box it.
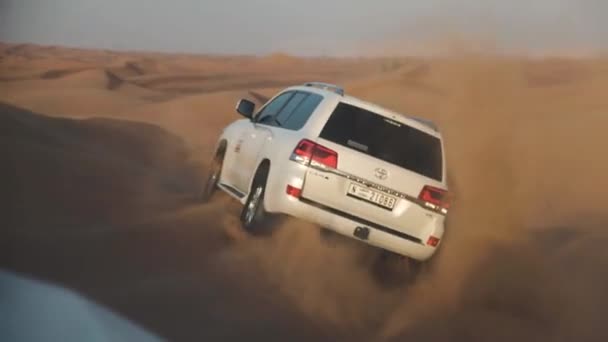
[320,103,443,181]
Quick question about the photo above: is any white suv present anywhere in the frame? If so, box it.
[203,82,449,262]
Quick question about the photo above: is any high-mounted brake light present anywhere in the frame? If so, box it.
[290,139,338,169]
[418,185,450,212]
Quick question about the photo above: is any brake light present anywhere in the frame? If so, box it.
[286,185,302,198]
[290,139,338,169]
[427,236,440,247]
[418,185,450,211]
[311,144,338,169]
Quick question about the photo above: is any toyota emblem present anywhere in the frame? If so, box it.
[374,168,388,180]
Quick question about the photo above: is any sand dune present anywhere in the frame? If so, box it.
[2,43,608,341]
[1,102,351,340]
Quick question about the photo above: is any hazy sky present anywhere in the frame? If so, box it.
[1,0,607,56]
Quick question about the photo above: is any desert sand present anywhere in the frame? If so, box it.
[2,43,608,341]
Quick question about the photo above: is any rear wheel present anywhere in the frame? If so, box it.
[318,227,352,248]
[319,227,339,246]
[240,167,268,233]
[372,250,423,287]
[200,143,226,203]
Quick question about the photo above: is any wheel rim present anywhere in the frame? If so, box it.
[208,167,219,187]
[204,161,221,194]
[244,185,263,225]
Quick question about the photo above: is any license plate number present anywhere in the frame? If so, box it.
[347,183,396,210]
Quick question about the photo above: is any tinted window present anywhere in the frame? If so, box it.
[256,92,293,124]
[320,103,442,181]
[276,92,307,126]
[283,93,323,130]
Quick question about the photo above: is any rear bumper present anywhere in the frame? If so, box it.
[273,193,440,261]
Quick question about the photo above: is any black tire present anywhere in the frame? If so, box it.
[319,227,338,246]
[201,153,223,203]
[318,227,351,248]
[371,251,424,288]
[240,166,268,232]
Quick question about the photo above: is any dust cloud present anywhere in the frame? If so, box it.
[376,56,608,341]
[218,54,608,341]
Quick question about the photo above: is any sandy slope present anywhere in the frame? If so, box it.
[2,44,608,341]
[0,103,347,341]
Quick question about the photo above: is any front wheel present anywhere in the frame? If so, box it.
[201,156,222,203]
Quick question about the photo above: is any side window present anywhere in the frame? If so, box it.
[275,92,307,126]
[283,93,323,130]
[256,92,293,125]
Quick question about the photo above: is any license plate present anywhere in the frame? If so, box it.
[347,183,397,210]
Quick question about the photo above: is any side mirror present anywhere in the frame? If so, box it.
[236,99,255,119]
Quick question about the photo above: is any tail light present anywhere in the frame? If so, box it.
[286,185,302,198]
[427,236,440,247]
[418,185,450,212]
[290,139,338,169]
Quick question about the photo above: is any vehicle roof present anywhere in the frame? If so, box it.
[286,84,441,138]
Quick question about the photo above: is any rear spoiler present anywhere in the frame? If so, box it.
[303,82,345,96]
[409,116,438,131]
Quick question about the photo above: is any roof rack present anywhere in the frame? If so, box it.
[303,82,344,96]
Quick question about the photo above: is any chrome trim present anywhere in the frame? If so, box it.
[306,164,448,216]
[299,197,423,244]
[218,182,246,199]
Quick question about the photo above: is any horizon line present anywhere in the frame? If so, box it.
[2,40,606,60]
